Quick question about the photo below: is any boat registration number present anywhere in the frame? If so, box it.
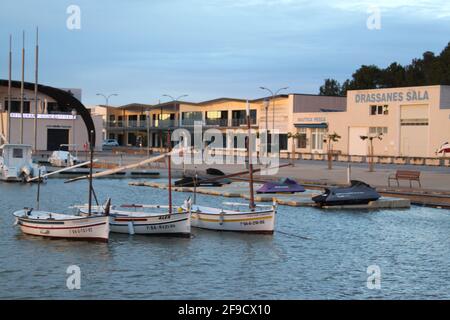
[70,227,93,235]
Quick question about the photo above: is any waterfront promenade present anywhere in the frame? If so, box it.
[85,152,450,192]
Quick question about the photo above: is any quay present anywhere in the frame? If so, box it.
[128,181,412,209]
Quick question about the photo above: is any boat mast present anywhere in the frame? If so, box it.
[167,129,172,214]
[33,27,39,153]
[6,35,12,143]
[88,130,94,216]
[20,31,25,144]
[36,169,41,210]
[246,100,255,210]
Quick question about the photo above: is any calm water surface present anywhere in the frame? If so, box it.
[1,179,450,299]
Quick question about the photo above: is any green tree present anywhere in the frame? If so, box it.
[319,79,342,96]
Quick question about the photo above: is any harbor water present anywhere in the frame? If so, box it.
[1,179,450,299]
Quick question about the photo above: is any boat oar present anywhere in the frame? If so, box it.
[27,159,99,182]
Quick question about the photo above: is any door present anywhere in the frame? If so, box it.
[47,129,69,151]
[349,127,368,155]
[311,128,326,153]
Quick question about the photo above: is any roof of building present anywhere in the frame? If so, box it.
[0,80,97,146]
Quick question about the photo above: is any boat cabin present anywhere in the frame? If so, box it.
[0,144,34,169]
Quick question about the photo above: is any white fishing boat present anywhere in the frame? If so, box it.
[74,202,191,237]
[13,209,109,242]
[67,131,192,237]
[184,101,277,234]
[190,202,276,234]
[0,144,46,182]
[12,130,110,242]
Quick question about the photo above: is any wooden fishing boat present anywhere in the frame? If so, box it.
[13,210,109,242]
[190,203,276,234]
[75,203,191,237]
[68,131,191,237]
[185,101,277,234]
[12,130,110,242]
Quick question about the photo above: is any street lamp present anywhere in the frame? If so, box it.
[259,86,289,131]
[96,93,118,106]
[160,94,188,150]
[71,109,77,158]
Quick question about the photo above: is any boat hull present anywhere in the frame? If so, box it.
[109,212,191,237]
[190,205,276,234]
[14,211,109,242]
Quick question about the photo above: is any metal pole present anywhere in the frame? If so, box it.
[167,129,172,214]
[36,169,41,210]
[146,111,150,157]
[246,101,255,210]
[7,34,12,142]
[34,27,39,152]
[20,31,25,144]
[88,130,94,216]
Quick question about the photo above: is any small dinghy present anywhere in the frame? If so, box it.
[312,180,380,207]
[257,178,305,194]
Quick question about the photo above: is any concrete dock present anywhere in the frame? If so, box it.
[129,181,411,209]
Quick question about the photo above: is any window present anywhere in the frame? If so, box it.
[279,134,288,151]
[370,105,377,115]
[311,128,327,151]
[297,128,307,149]
[370,105,389,115]
[182,112,202,125]
[128,115,138,127]
[4,101,30,113]
[369,127,388,135]
[13,148,23,158]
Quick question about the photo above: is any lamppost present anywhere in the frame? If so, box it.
[96,93,118,107]
[160,94,188,151]
[259,87,289,131]
[146,110,150,157]
[71,109,77,156]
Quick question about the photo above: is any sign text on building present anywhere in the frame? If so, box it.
[10,113,76,120]
[355,90,429,103]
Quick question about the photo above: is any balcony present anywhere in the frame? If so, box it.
[106,119,179,130]
[205,118,229,127]
[231,118,257,127]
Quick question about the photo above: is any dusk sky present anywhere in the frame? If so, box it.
[1,0,449,106]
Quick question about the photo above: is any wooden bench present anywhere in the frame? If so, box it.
[388,170,421,188]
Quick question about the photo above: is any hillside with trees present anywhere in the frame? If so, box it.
[319,42,450,96]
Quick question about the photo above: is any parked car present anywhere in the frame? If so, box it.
[102,139,120,148]
[48,150,79,167]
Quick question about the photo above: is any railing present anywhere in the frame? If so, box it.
[205,118,229,127]
[231,118,257,126]
[180,119,204,127]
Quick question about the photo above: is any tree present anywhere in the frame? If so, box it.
[323,132,341,170]
[360,133,383,172]
[319,79,342,96]
[287,132,302,165]
[320,42,450,92]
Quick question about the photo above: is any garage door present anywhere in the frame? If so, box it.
[400,105,429,157]
[349,127,368,155]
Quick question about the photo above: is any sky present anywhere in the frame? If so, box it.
[0,0,449,106]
